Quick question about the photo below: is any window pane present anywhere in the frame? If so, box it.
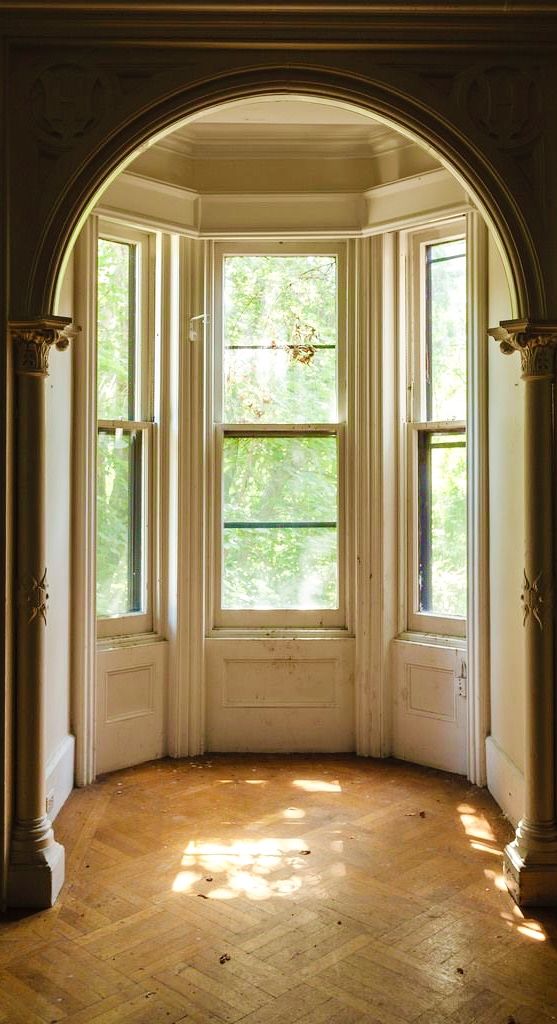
[223,435,338,609]
[223,255,337,423]
[224,347,336,423]
[97,429,143,617]
[97,238,137,420]
[418,431,466,618]
[223,528,337,610]
[426,239,466,421]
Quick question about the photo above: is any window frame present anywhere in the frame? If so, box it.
[96,220,157,639]
[404,219,467,639]
[210,240,348,630]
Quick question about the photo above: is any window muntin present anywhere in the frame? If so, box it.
[407,223,467,637]
[213,243,346,629]
[96,224,154,637]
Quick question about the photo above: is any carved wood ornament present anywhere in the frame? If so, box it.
[521,570,544,631]
[20,569,49,626]
[29,64,106,150]
[11,318,78,376]
[488,320,557,381]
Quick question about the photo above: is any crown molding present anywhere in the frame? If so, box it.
[3,3,557,50]
[3,2,557,11]
[152,126,414,162]
[97,165,466,239]
[363,166,449,200]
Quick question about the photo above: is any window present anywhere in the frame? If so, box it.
[406,224,467,637]
[96,223,155,637]
[212,243,346,628]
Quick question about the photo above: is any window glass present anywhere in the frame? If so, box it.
[426,239,466,421]
[223,255,337,423]
[96,429,143,617]
[222,435,338,610]
[418,430,466,618]
[97,238,137,420]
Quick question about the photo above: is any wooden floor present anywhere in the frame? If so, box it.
[1,757,557,1024]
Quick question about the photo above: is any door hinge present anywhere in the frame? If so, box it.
[456,658,467,699]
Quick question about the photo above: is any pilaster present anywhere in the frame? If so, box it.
[489,318,557,906]
[7,317,74,908]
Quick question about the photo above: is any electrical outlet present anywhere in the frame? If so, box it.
[46,790,55,816]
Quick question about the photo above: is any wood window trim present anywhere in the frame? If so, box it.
[96,220,158,640]
[210,240,349,632]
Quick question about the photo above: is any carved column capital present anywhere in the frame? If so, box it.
[10,316,77,376]
[488,319,557,381]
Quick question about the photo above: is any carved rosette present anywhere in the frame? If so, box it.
[11,318,77,376]
[488,320,557,381]
[19,569,49,626]
[457,66,543,151]
[521,570,545,630]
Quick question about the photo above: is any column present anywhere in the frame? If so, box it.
[490,319,557,906]
[7,316,73,908]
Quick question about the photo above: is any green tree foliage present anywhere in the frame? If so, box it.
[224,255,337,423]
[423,240,467,617]
[223,436,337,608]
[428,240,467,421]
[425,436,467,618]
[222,255,339,609]
[96,239,140,617]
[95,243,467,621]
[97,238,134,420]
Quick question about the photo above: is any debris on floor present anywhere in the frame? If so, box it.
[219,953,231,964]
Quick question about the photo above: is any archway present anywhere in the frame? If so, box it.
[30,67,532,318]
[9,67,546,910]
[60,85,505,777]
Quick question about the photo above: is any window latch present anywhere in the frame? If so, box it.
[456,658,467,698]
[188,313,209,342]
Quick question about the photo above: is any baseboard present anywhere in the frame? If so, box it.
[45,734,75,822]
[486,734,524,827]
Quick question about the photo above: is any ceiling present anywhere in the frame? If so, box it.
[154,97,416,160]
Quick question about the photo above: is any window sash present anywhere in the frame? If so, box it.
[407,421,466,638]
[213,424,344,628]
[410,223,467,425]
[96,422,153,638]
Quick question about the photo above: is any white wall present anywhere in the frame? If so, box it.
[486,233,525,825]
[47,256,75,820]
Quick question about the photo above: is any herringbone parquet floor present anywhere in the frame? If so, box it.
[1,756,557,1024]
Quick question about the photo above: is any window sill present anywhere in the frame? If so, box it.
[206,627,354,641]
[395,630,466,650]
[96,631,167,652]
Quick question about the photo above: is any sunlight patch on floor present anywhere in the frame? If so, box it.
[500,903,547,942]
[458,803,496,842]
[293,779,342,793]
[171,836,321,901]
